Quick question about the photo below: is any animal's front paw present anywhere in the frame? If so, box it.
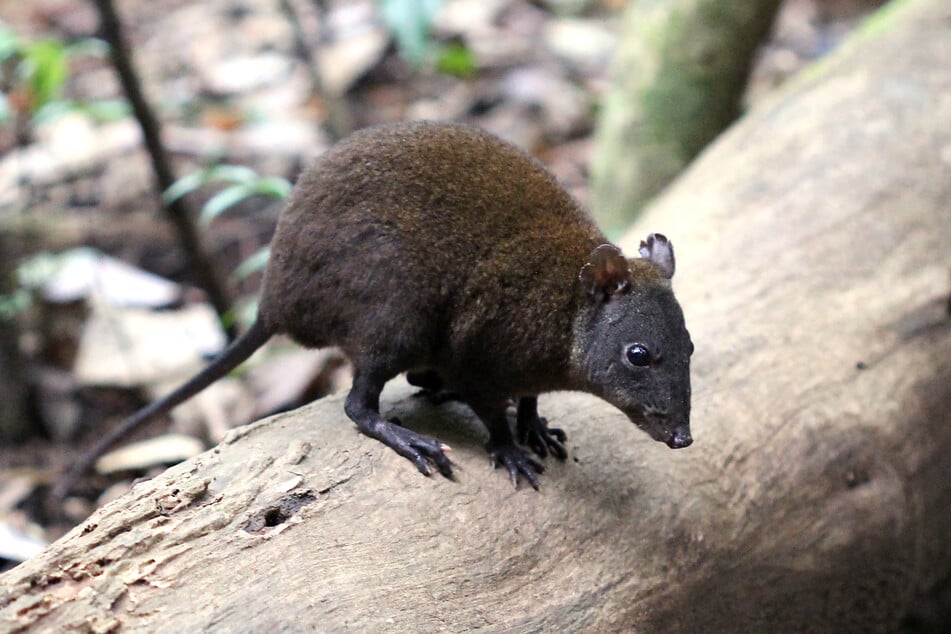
[517,414,568,461]
[487,442,544,490]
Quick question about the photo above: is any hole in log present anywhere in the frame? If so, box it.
[243,490,317,534]
[264,508,286,527]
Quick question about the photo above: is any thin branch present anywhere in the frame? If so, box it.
[279,0,352,141]
[91,0,236,339]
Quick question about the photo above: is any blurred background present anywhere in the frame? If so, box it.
[0,0,887,565]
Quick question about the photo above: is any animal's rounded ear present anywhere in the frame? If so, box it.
[638,233,675,279]
[580,244,631,302]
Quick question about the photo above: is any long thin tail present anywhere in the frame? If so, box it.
[50,320,272,502]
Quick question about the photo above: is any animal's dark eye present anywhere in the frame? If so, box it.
[626,343,651,367]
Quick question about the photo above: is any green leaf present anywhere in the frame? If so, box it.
[379,0,444,66]
[205,164,258,184]
[21,39,69,110]
[16,250,64,289]
[219,297,262,332]
[78,98,130,122]
[0,26,20,63]
[163,164,260,204]
[239,299,259,328]
[0,289,31,320]
[200,183,253,225]
[0,92,10,125]
[31,99,78,125]
[436,42,476,78]
[233,246,271,279]
[63,37,108,59]
[163,170,209,204]
[251,176,292,199]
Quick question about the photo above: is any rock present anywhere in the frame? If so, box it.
[436,0,510,35]
[318,25,389,96]
[202,53,295,95]
[94,434,205,475]
[0,119,140,206]
[542,17,616,70]
[33,248,181,307]
[248,346,350,417]
[0,520,46,563]
[72,303,225,388]
[499,66,591,137]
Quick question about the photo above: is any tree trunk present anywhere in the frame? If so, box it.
[590,0,783,236]
[2,0,950,630]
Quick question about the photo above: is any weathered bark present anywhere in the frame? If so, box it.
[590,0,784,236]
[2,0,950,630]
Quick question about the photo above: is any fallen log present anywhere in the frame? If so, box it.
[2,0,949,630]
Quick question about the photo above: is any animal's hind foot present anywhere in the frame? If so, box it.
[370,417,454,479]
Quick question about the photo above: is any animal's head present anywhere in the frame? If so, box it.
[572,234,693,449]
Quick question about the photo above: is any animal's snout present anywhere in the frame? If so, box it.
[666,428,693,449]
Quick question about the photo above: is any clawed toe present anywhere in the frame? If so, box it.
[488,443,544,490]
[517,415,568,461]
[373,420,454,479]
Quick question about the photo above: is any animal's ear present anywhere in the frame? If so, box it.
[638,233,675,279]
[580,244,631,302]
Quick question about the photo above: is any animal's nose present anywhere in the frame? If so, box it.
[667,428,693,449]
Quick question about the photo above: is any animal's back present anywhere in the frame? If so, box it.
[259,122,603,368]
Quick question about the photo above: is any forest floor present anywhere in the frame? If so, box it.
[0,0,884,570]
